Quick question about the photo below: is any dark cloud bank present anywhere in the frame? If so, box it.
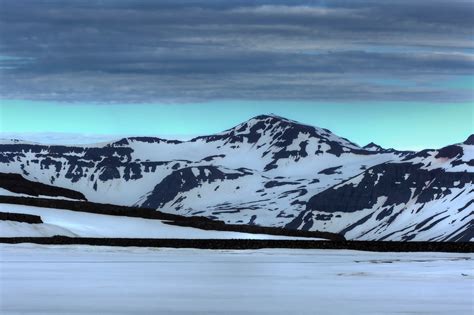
[0,0,472,102]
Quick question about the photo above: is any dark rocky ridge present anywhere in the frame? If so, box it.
[0,172,86,200]
[0,236,472,252]
[0,211,43,224]
[110,137,182,146]
[464,134,474,145]
[305,163,474,214]
[363,142,383,151]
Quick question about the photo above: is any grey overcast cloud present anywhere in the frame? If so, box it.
[0,0,473,102]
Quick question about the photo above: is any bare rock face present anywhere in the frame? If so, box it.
[0,211,43,224]
[463,134,474,145]
[0,172,86,200]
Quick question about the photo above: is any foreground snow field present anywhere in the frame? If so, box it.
[0,244,472,314]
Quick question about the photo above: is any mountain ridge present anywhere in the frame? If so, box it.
[0,115,472,241]
[3,114,470,152]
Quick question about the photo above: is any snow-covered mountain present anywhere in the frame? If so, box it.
[1,115,472,241]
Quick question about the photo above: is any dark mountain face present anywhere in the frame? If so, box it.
[0,115,472,241]
[464,135,474,145]
[289,161,473,241]
[141,166,252,210]
[0,143,135,183]
[306,163,473,214]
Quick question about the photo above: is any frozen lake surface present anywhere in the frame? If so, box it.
[0,244,473,314]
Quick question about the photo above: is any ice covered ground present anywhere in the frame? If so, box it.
[0,244,472,314]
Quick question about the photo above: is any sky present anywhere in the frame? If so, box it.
[0,0,473,149]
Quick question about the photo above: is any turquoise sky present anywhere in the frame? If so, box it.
[1,1,473,151]
[1,100,472,150]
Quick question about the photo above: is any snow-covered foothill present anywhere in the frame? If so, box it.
[0,203,324,240]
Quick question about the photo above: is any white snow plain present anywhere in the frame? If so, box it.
[0,244,472,315]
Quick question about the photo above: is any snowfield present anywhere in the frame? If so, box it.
[0,244,472,314]
[0,204,324,240]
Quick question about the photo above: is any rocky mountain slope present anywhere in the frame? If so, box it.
[1,115,472,241]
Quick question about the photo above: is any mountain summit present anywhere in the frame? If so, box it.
[363,142,384,151]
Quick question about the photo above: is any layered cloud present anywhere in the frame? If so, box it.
[0,0,473,102]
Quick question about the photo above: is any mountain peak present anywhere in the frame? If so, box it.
[252,114,281,120]
[241,114,327,137]
[363,142,384,151]
[250,114,295,122]
[208,114,361,154]
[463,134,474,145]
[203,114,360,151]
[245,114,326,136]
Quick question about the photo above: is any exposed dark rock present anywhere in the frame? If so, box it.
[318,166,342,175]
[0,173,86,200]
[201,154,226,162]
[306,163,474,214]
[363,142,383,151]
[123,163,143,181]
[339,213,374,235]
[141,166,252,209]
[110,137,182,146]
[264,181,298,188]
[415,212,447,230]
[435,145,463,159]
[458,200,474,212]
[0,236,471,252]
[326,140,345,157]
[98,165,121,181]
[0,143,135,185]
[403,149,432,160]
[0,211,43,224]
[314,213,333,221]
[248,215,257,225]
[463,134,474,145]
[418,215,450,233]
[376,207,394,221]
